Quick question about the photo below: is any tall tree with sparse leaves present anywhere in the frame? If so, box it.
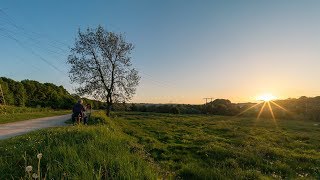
[67,26,140,116]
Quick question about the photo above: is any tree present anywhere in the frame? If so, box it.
[13,82,26,106]
[67,26,140,116]
[170,106,180,114]
[0,77,22,106]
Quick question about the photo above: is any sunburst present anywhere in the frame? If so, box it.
[237,94,289,126]
[256,93,277,102]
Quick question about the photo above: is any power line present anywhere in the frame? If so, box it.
[0,9,74,91]
[0,29,66,74]
[0,8,181,93]
[0,8,69,66]
[0,26,67,64]
[123,66,178,89]
[0,38,69,90]
[0,8,70,49]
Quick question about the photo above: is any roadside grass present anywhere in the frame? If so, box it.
[114,112,320,179]
[1,110,319,179]
[0,105,70,124]
[0,111,159,179]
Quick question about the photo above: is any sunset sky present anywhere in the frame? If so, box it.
[1,0,320,104]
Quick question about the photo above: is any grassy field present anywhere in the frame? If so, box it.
[0,105,71,124]
[0,111,319,179]
[0,111,158,179]
[115,112,320,179]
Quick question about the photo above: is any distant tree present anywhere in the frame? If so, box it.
[202,99,237,115]
[140,105,147,112]
[67,26,140,116]
[170,106,180,114]
[13,82,26,106]
[0,77,26,106]
[130,103,138,111]
[0,78,14,105]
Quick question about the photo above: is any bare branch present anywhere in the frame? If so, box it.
[67,26,140,116]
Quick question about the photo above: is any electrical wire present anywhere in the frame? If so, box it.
[0,8,179,93]
[0,29,66,74]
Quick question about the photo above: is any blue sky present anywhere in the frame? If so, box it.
[1,0,320,104]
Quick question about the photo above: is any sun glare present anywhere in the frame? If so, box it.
[256,93,277,102]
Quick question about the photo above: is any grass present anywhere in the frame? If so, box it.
[0,111,158,179]
[0,105,71,124]
[114,112,320,179]
[1,111,319,179]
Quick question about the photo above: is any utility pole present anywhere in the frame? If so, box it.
[203,97,213,104]
[0,83,5,105]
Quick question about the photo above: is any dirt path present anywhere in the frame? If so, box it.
[0,114,71,140]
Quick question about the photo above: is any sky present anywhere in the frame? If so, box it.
[0,0,320,104]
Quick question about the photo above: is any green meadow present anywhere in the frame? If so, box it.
[0,111,319,179]
[115,112,320,179]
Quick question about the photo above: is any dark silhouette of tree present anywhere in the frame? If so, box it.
[67,26,140,116]
[170,106,180,114]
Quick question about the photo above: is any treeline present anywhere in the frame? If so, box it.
[0,77,106,109]
[270,96,320,121]
[114,99,240,115]
[116,97,320,121]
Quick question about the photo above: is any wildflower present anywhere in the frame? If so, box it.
[25,166,33,172]
[32,173,38,179]
[37,153,43,159]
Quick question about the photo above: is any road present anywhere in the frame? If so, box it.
[0,114,71,140]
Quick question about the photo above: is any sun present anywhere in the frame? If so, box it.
[256,93,277,102]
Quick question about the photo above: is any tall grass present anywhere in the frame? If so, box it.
[0,111,158,179]
[115,112,320,179]
[1,111,319,179]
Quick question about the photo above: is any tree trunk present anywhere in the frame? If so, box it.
[105,103,111,117]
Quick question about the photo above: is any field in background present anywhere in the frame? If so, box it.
[0,105,70,124]
[115,112,320,179]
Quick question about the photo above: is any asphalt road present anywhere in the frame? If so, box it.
[0,114,71,140]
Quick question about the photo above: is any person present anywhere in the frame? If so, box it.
[72,99,86,124]
[83,104,92,125]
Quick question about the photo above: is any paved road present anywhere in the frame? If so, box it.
[0,114,71,140]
